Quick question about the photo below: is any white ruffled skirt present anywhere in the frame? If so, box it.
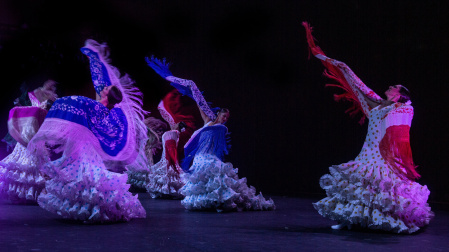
[313,160,433,233]
[37,142,146,223]
[180,153,275,212]
[126,170,149,190]
[146,160,185,199]
[0,143,45,203]
[126,149,151,190]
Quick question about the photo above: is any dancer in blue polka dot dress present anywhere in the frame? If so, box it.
[146,56,275,212]
[28,40,147,222]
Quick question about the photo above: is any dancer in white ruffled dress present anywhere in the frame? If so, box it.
[126,117,167,190]
[0,80,57,203]
[146,123,185,199]
[303,22,433,233]
[146,56,275,212]
[28,40,147,222]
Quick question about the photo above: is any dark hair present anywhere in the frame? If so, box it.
[107,86,123,109]
[217,108,230,115]
[43,99,54,110]
[178,121,187,131]
[397,85,411,103]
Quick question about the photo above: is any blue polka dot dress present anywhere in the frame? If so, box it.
[37,141,146,222]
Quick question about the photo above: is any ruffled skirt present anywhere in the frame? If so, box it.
[146,160,185,199]
[37,142,146,223]
[126,170,149,190]
[180,153,275,212]
[313,160,433,233]
[0,143,45,203]
[126,150,151,190]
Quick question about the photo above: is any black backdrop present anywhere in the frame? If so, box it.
[1,0,448,203]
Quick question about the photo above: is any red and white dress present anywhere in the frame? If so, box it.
[146,130,185,199]
[303,22,433,233]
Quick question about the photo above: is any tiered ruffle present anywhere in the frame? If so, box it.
[146,161,185,199]
[0,143,45,202]
[313,161,433,233]
[126,170,149,190]
[37,142,146,223]
[180,153,275,212]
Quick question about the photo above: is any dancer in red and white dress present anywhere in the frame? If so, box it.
[126,117,167,190]
[303,22,433,233]
[146,124,185,199]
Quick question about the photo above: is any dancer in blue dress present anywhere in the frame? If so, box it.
[146,56,275,212]
[28,40,147,222]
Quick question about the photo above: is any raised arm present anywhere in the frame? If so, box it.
[146,56,217,122]
[362,91,382,109]
[165,76,216,122]
[196,103,212,124]
[303,22,383,122]
[81,40,112,97]
[315,54,383,113]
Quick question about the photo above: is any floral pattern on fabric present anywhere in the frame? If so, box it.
[80,48,112,95]
[166,76,217,121]
[46,96,127,156]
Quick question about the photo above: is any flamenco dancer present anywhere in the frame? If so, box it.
[27,39,147,222]
[145,121,186,199]
[303,22,433,233]
[146,56,275,212]
[143,117,168,166]
[0,79,58,203]
[125,117,167,191]
[144,84,204,199]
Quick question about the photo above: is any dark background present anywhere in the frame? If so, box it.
[1,0,448,203]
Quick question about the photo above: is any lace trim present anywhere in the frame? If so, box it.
[166,76,216,121]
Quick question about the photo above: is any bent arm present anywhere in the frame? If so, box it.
[166,76,216,122]
[361,91,382,109]
[146,56,216,122]
[197,103,212,124]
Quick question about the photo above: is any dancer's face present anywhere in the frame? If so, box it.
[43,80,57,93]
[100,85,112,99]
[216,112,230,124]
[99,85,113,106]
[385,85,401,102]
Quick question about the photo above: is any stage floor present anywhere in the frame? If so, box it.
[1,193,448,252]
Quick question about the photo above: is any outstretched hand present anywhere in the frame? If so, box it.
[145,56,173,79]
